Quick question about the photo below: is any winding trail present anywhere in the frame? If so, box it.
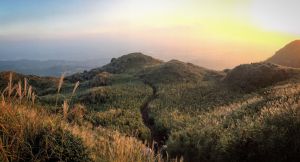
[140,82,167,147]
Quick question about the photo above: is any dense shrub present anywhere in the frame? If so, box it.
[90,109,151,140]
[24,127,90,162]
[77,87,110,105]
[88,72,111,87]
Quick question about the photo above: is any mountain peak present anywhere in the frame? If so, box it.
[102,52,163,74]
[66,52,163,81]
[286,40,300,46]
[121,52,147,57]
[266,40,300,68]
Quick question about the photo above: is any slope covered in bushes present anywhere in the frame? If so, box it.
[223,62,300,92]
[138,60,223,84]
[66,53,162,82]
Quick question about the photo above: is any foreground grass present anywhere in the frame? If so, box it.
[0,103,90,162]
[0,101,166,162]
[0,73,167,162]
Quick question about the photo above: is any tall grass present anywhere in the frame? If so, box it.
[1,73,36,105]
[0,74,171,162]
[8,72,12,97]
[1,93,5,107]
[55,72,65,107]
[0,71,187,161]
[63,100,69,120]
[0,73,89,161]
[70,81,80,106]
[72,81,80,95]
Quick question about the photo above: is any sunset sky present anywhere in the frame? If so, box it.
[0,0,299,69]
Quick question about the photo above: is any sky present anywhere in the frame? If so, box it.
[0,0,299,69]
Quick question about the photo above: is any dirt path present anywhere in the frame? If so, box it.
[140,82,167,147]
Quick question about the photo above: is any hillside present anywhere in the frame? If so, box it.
[100,52,163,74]
[266,40,300,68]
[66,53,162,82]
[0,71,59,95]
[223,62,300,92]
[0,83,159,162]
[138,60,224,84]
[2,51,300,162]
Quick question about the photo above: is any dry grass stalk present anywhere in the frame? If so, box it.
[69,81,80,106]
[2,87,8,97]
[27,86,32,100]
[12,84,18,98]
[1,93,5,107]
[2,75,36,106]
[17,81,23,101]
[179,156,184,162]
[63,100,69,119]
[32,92,36,105]
[23,78,27,97]
[8,73,12,97]
[58,73,65,94]
[0,140,9,162]
[72,81,80,95]
[55,73,65,107]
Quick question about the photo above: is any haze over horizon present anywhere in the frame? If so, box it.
[1,0,300,69]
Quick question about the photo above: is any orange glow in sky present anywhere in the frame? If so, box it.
[0,0,299,69]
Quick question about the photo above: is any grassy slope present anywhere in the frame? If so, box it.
[0,74,164,162]
[3,52,300,162]
[39,74,152,141]
[145,62,300,161]
[138,59,224,84]
[0,102,161,162]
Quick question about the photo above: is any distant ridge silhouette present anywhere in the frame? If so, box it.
[267,40,300,68]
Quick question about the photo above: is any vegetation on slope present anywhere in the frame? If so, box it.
[139,60,223,84]
[143,69,300,161]
[0,72,170,162]
[40,77,152,141]
[3,51,300,162]
[0,105,90,162]
[0,71,60,96]
[66,52,162,82]
[223,62,300,92]
[101,52,163,74]
[165,82,300,162]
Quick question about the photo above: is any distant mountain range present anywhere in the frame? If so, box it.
[2,39,299,78]
[0,59,110,76]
